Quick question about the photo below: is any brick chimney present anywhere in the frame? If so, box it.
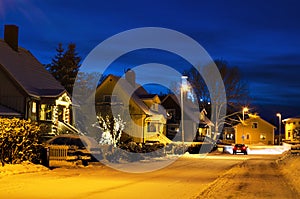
[125,69,136,88]
[4,24,19,51]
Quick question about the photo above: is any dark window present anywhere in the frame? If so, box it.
[104,95,117,102]
[252,122,258,128]
[147,122,157,132]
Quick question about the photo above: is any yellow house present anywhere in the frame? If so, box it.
[94,70,170,144]
[282,116,300,142]
[234,114,275,145]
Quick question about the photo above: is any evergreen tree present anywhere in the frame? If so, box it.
[46,43,81,95]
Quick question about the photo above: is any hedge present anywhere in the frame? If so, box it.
[0,118,42,166]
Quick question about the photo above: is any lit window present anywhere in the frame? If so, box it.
[151,103,158,111]
[167,109,175,119]
[252,122,258,128]
[32,102,36,113]
[260,134,266,140]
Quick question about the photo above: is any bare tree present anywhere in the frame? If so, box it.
[186,59,250,138]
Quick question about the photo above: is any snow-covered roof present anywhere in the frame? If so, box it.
[234,114,276,128]
[0,104,22,117]
[0,39,66,98]
[98,74,157,116]
[282,116,300,123]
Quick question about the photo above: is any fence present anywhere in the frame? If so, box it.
[42,145,90,167]
[291,144,300,154]
[46,145,76,167]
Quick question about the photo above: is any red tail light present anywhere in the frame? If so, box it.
[233,147,237,150]
[242,146,246,150]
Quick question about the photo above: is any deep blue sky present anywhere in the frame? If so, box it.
[1,0,300,123]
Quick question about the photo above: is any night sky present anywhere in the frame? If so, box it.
[1,0,300,123]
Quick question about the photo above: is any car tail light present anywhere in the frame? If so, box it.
[233,146,237,150]
[242,146,246,150]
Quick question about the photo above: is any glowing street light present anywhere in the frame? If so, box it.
[242,107,249,143]
[276,113,282,145]
[181,75,189,151]
[242,107,249,121]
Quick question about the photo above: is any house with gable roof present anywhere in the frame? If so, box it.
[160,94,213,142]
[0,25,74,135]
[233,114,275,145]
[282,116,300,143]
[94,69,170,144]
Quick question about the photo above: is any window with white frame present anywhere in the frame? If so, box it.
[151,103,158,111]
[147,122,157,132]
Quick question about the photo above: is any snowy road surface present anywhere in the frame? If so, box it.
[0,154,298,199]
[196,156,299,199]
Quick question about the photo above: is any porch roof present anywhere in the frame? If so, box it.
[0,105,22,117]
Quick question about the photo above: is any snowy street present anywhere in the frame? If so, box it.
[0,153,299,199]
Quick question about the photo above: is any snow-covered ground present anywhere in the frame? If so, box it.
[196,152,300,199]
[0,150,299,199]
[278,153,300,195]
[0,161,49,177]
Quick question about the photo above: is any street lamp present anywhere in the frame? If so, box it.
[242,107,249,121]
[181,75,189,151]
[242,107,249,143]
[276,113,282,145]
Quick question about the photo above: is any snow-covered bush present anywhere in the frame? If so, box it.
[0,118,41,166]
[96,115,125,147]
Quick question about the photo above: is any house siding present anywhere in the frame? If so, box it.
[95,74,168,143]
[0,66,25,114]
[283,118,300,142]
[235,117,275,145]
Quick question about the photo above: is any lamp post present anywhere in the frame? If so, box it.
[276,113,282,145]
[181,75,188,152]
[242,107,249,143]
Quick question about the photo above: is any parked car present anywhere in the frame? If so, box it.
[232,144,248,155]
[46,134,102,164]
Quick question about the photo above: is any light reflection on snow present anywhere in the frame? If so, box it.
[223,145,290,155]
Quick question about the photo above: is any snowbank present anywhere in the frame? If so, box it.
[0,161,49,177]
[278,153,300,194]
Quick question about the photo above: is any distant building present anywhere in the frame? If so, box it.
[0,25,73,135]
[233,114,275,145]
[159,94,181,140]
[282,116,300,143]
[160,94,213,142]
